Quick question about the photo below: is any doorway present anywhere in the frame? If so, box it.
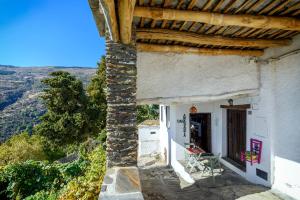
[189,113,211,153]
[227,109,247,171]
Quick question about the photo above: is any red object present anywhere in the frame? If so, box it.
[240,138,263,165]
[187,147,205,154]
[190,106,197,113]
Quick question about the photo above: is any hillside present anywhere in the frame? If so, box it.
[0,65,96,142]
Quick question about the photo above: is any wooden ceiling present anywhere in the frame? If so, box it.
[91,0,300,56]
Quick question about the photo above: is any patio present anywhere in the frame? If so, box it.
[138,158,286,200]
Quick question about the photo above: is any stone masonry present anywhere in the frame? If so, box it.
[105,38,137,167]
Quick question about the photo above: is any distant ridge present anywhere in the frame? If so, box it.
[0,64,96,69]
[0,65,96,142]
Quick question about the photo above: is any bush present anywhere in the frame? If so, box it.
[24,190,58,200]
[59,145,106,200]
[0,133,47,166]
[0,143,106,200]
[98,129,107,145]
[0,160,64,199]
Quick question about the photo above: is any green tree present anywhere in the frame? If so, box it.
[137,104,159,124]
[35,71,91,146]
[87,57,107,131]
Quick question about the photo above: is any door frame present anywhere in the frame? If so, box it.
[225,108,248,172]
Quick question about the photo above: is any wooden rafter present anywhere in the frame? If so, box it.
[258,0,281,15]
[134,6,300,31]
[137,43,264,57]
[179,0,198,31]
[245,0,265,14]
[280,1,300,15]
[99,0,119,42]
[136,28,291,48]
[223,0,239,13]
[235,0,254,14]
[213,0,225,12]
[270,0,293,15]
[118,0,136,44]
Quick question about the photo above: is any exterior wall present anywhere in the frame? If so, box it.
[165,95,272,187]
[159,105,170,164]
[264,35,300,199]
[141,35,300,198]
[137,53,259,103]
[159,48,300,192]
[138,125,160,157]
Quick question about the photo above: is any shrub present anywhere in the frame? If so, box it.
[24,190,58,200]
[0,160,64,199]
[59,146,106,200]
[98,129,107,145]
[58,158,88,182]
[0,132,47,166]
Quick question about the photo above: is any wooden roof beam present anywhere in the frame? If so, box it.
[134,6,300,31]
[137,43,264,57]
[119,0,136,44]
[99,0,119,42]
[136,29,291,48]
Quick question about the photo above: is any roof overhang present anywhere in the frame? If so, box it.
[88,0,300,57]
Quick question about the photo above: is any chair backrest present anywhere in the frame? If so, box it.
[209,153,221,165]
[184,143,195,148]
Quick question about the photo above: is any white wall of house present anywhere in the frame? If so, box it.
[159,105,170,164]
[139,35,300,199]
[263,35,300,199]
[137,53,259,103]
[138,125,160,157]
[167,95,272,186]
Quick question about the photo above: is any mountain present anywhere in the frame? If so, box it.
[0,65,96,142]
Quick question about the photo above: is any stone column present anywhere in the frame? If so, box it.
[105,39,137,168]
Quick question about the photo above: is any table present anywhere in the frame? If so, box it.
[185,147,206,173]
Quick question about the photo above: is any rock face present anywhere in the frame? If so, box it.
[105,39,138,167]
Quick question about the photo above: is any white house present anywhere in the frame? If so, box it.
[137,35,300,199]
[89,0,300,199]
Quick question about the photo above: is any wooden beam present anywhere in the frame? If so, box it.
[118,0,136,44]
[99,0,119,42]
[136,29,291,48]
[134,6,300,31]
[137,43,264,57]
[220,104,251,110]
[88,0,106,37]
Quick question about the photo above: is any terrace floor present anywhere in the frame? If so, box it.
[138,157,289,200]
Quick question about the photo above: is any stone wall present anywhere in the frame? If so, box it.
[105,39,138,167]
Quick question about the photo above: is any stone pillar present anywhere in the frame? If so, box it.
[105,39,137,168]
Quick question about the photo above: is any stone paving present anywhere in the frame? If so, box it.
[138,157,286,200]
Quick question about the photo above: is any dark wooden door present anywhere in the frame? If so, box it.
[227,109,246,170]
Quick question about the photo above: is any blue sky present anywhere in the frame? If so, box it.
[0,0,105,67]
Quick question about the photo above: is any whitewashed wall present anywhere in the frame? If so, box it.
[137,53,259,103]
[160,49,300,191]
[138,125,160,157]
[140,34,300,198]
[159,105,169,163]
[263,35,300,200]
[170,95,272,187]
